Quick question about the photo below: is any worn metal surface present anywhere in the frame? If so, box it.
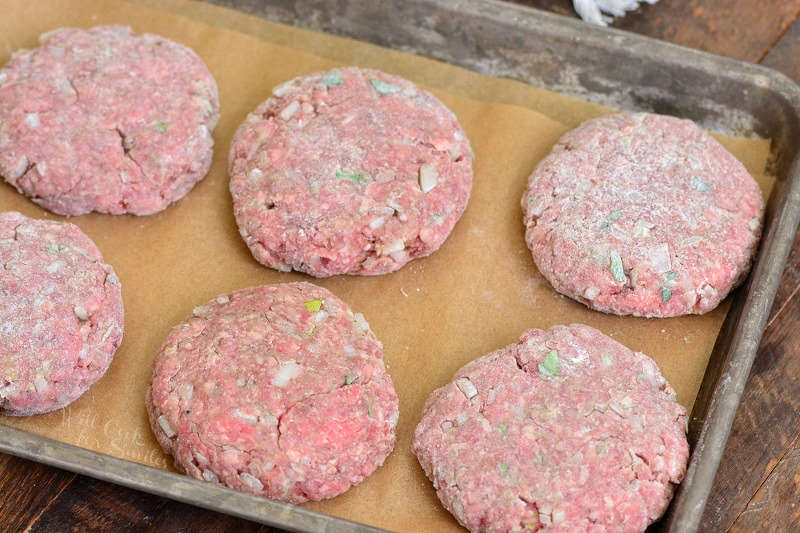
[2,0,800,531]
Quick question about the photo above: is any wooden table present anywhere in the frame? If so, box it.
[2,1,799,531]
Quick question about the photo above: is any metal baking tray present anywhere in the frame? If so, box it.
[2,1,800,531]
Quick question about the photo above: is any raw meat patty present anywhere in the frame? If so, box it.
[0,211,123,415]
[521,112,764,317]
[147,282,399,503]
[413,324,689,533]
[0,25,219,216]
[229,67,473,277]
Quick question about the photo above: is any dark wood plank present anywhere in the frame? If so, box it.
[0,455,75,531]
[24,473,271,532]
[2,3,800,533]
[697,15,800,531]
[730,435,800,532]
[699,278,800,530]
[514,0,800,62]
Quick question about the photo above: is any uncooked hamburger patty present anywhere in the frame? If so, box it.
[521,112,764,317]
[413,324,689,533]
[0,211,123,415]
[229,67,473,277]
[0,25,219,216]
[147,282,399,503]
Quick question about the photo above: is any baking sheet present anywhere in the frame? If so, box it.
[0,1,774,531]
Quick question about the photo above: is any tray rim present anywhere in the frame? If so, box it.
[2,1,800,531]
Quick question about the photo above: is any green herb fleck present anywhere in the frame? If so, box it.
[661,286,673,302]
[366,403,372,416]
[600,209,623,229]
[524,524,537,530]
[345,374,355,385]
[107,275,118,286]
[154,122,168,132]
[370,79,402,95]
[46,243,58,253]
[609,251,625,282]
[636,372,647,379]
[691,176,710,193]
[336,170,363,183]
[304,299,323,313]
[498,422,507,434]
[320,70,343,87]
[538,350,560,378]
[596,442,607,455]
[666,271,677,281]
[303,327,315,337]
[498,463,509,475]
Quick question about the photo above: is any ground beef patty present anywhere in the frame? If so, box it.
[0,211,123,415]
[147,282,399,503]
[413,324,689,533]
[521,112,764,317]
[0,25,219,216]
[229,67,473,277]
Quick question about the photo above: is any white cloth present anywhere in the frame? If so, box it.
[573,0,659,26]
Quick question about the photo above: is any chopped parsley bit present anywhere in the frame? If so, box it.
[524,524,537,530]
[370,79,403,95]
[303,327,315,337]
[46,244,58,253]
[320,70,343,87]
[335,170,363,183]
[366,402,372,416]
[498,422,507,434]
[154,122,168,132]
[107,275,118,285]
[609,251,625,282]
[666,271,677,281]
[498,463,509,475]
[691,176,711,193]
[538,350,561,378]
[344,374,355,385]
[599,209,623,229]
[636,372,646,379]
[303,299,323,313]
[661,286,673,302]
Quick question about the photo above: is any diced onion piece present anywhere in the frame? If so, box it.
[419,163,438,193]
[157,415,176,438]
[647,243,671,274]
[25,113,40,128]
[239,472,264,491]
[271,361,302,387]
[455,377,478,399]
[279,101,300,120]
[380,239,405,256]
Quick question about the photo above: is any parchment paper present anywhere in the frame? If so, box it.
[0,1,774,531]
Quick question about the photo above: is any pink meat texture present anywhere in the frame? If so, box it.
[521,112,764,317]
[413,324,689,533]
[229,66,473,277]
[147,282,399,504]
[0,25,219,216]
[0,211,123,415]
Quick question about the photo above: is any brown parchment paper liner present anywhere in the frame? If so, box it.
[0,1,773,531]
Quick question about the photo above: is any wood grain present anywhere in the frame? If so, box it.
[730,435,800,532]
[518,0,800,62]
[1,1,800,531]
